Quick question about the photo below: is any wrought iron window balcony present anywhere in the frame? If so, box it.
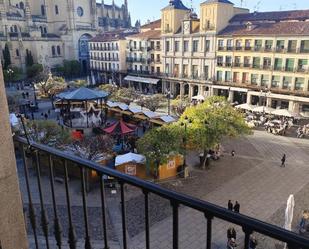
[14,136,309,249]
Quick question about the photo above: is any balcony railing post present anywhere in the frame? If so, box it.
[20,145,39,249]
[80,167,92,249]
[143,190,150,249]
[242,227,252,249]
[63,160,77,249]
[48,155,62,249]
[205,213,213,249]
[120,182,128,249]
[99,175,109,249]
[34,150,50,249]
[171,201,179,249]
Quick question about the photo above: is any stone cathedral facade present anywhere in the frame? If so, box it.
[0,0,131,72]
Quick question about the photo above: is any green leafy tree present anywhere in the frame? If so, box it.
[138,94,167,112]
[137,125,183,177]
[69,79,88,88]
[99,84,118,95]
[70,135,115,161]
[63,60,81,78]
[26,63,43,78]
[171,96,190,117]
[111,87,138,104]
[25,50,34,67]
[2,43,11,69]
[3,66,23,82]
[23,120,72,149]
[179,96,251,168]
[35,73,67,108]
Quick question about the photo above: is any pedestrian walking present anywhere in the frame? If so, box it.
[22,92,26,99]
[227,227,237,240]
[249,235,258,249]
[228,200,233,211]
[231,150,235,157]
[234,201,240,213]
[44,113,48,120]
[26,92,29,98]
[31,112,34,120]
[227,238,237,249]
[281,154,286,167]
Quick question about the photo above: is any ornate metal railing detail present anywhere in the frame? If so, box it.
[15,136,309,249]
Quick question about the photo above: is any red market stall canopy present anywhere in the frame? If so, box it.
[104,120,136,135]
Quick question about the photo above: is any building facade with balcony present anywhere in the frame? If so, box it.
[89,30,134,85]
[124,20,163,93]
[215,9,309,116]
[0,0,131,72]
[161,0,248,98]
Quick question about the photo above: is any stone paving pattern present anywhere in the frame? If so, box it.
[20,130,309,249]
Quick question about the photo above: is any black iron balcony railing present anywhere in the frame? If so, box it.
[15,136,309,249]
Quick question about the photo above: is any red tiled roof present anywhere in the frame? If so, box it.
[90,30,138,42]
[218,21,309,36]
[230,9,309,23]
[127,30,161,39]
[141,19,161,30]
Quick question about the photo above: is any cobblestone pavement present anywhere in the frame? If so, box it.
[129,130,309,249]
[20,130,309,249]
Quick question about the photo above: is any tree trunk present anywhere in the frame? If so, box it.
[200,149,209,170]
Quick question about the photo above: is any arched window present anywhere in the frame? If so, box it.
[16,49,20,57]
[51,46,56,56]
[55,5,59,15]
[39,26,43,35]
[57,46,61,55]
[41,5,45,16]
[19,2,24,9]
[10,26,14,33]
[43,27,47,33]
[14,25,18,33]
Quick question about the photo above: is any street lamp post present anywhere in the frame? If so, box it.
[166,91,173,115]
[7,68,14,88]
[181,116,192,174]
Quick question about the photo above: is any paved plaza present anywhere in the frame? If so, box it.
[19,130,309,249]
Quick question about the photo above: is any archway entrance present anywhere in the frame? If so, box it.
[193,85,199,96]
[79,34,92,75]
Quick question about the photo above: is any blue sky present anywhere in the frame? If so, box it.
[105,0,309,24]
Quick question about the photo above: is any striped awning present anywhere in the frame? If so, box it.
[124,75,160,85]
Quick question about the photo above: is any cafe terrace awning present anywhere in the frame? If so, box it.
[124,75,160,85]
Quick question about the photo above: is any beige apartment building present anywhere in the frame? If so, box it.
[161,0,248,98]
[89,30,136,85]
[0,0,130,72]
[125,20,162,93]
[215,10,309,116]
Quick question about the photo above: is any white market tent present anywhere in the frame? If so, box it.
[253,106,275,114]
[272,109,301,118]
[235,103,255,111]
[115,153,146,166]
[9,113,19,127]
[192,95,205,101]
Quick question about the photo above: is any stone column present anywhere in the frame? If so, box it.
[228,90,234,103]
[188,84,193,99]
[180,83,184,98]
[0,65,28,248]
[246,92,252,104]
[266,97,272,107]
[288,100,296,112]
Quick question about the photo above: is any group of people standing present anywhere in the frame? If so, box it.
[228,200,240,213]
